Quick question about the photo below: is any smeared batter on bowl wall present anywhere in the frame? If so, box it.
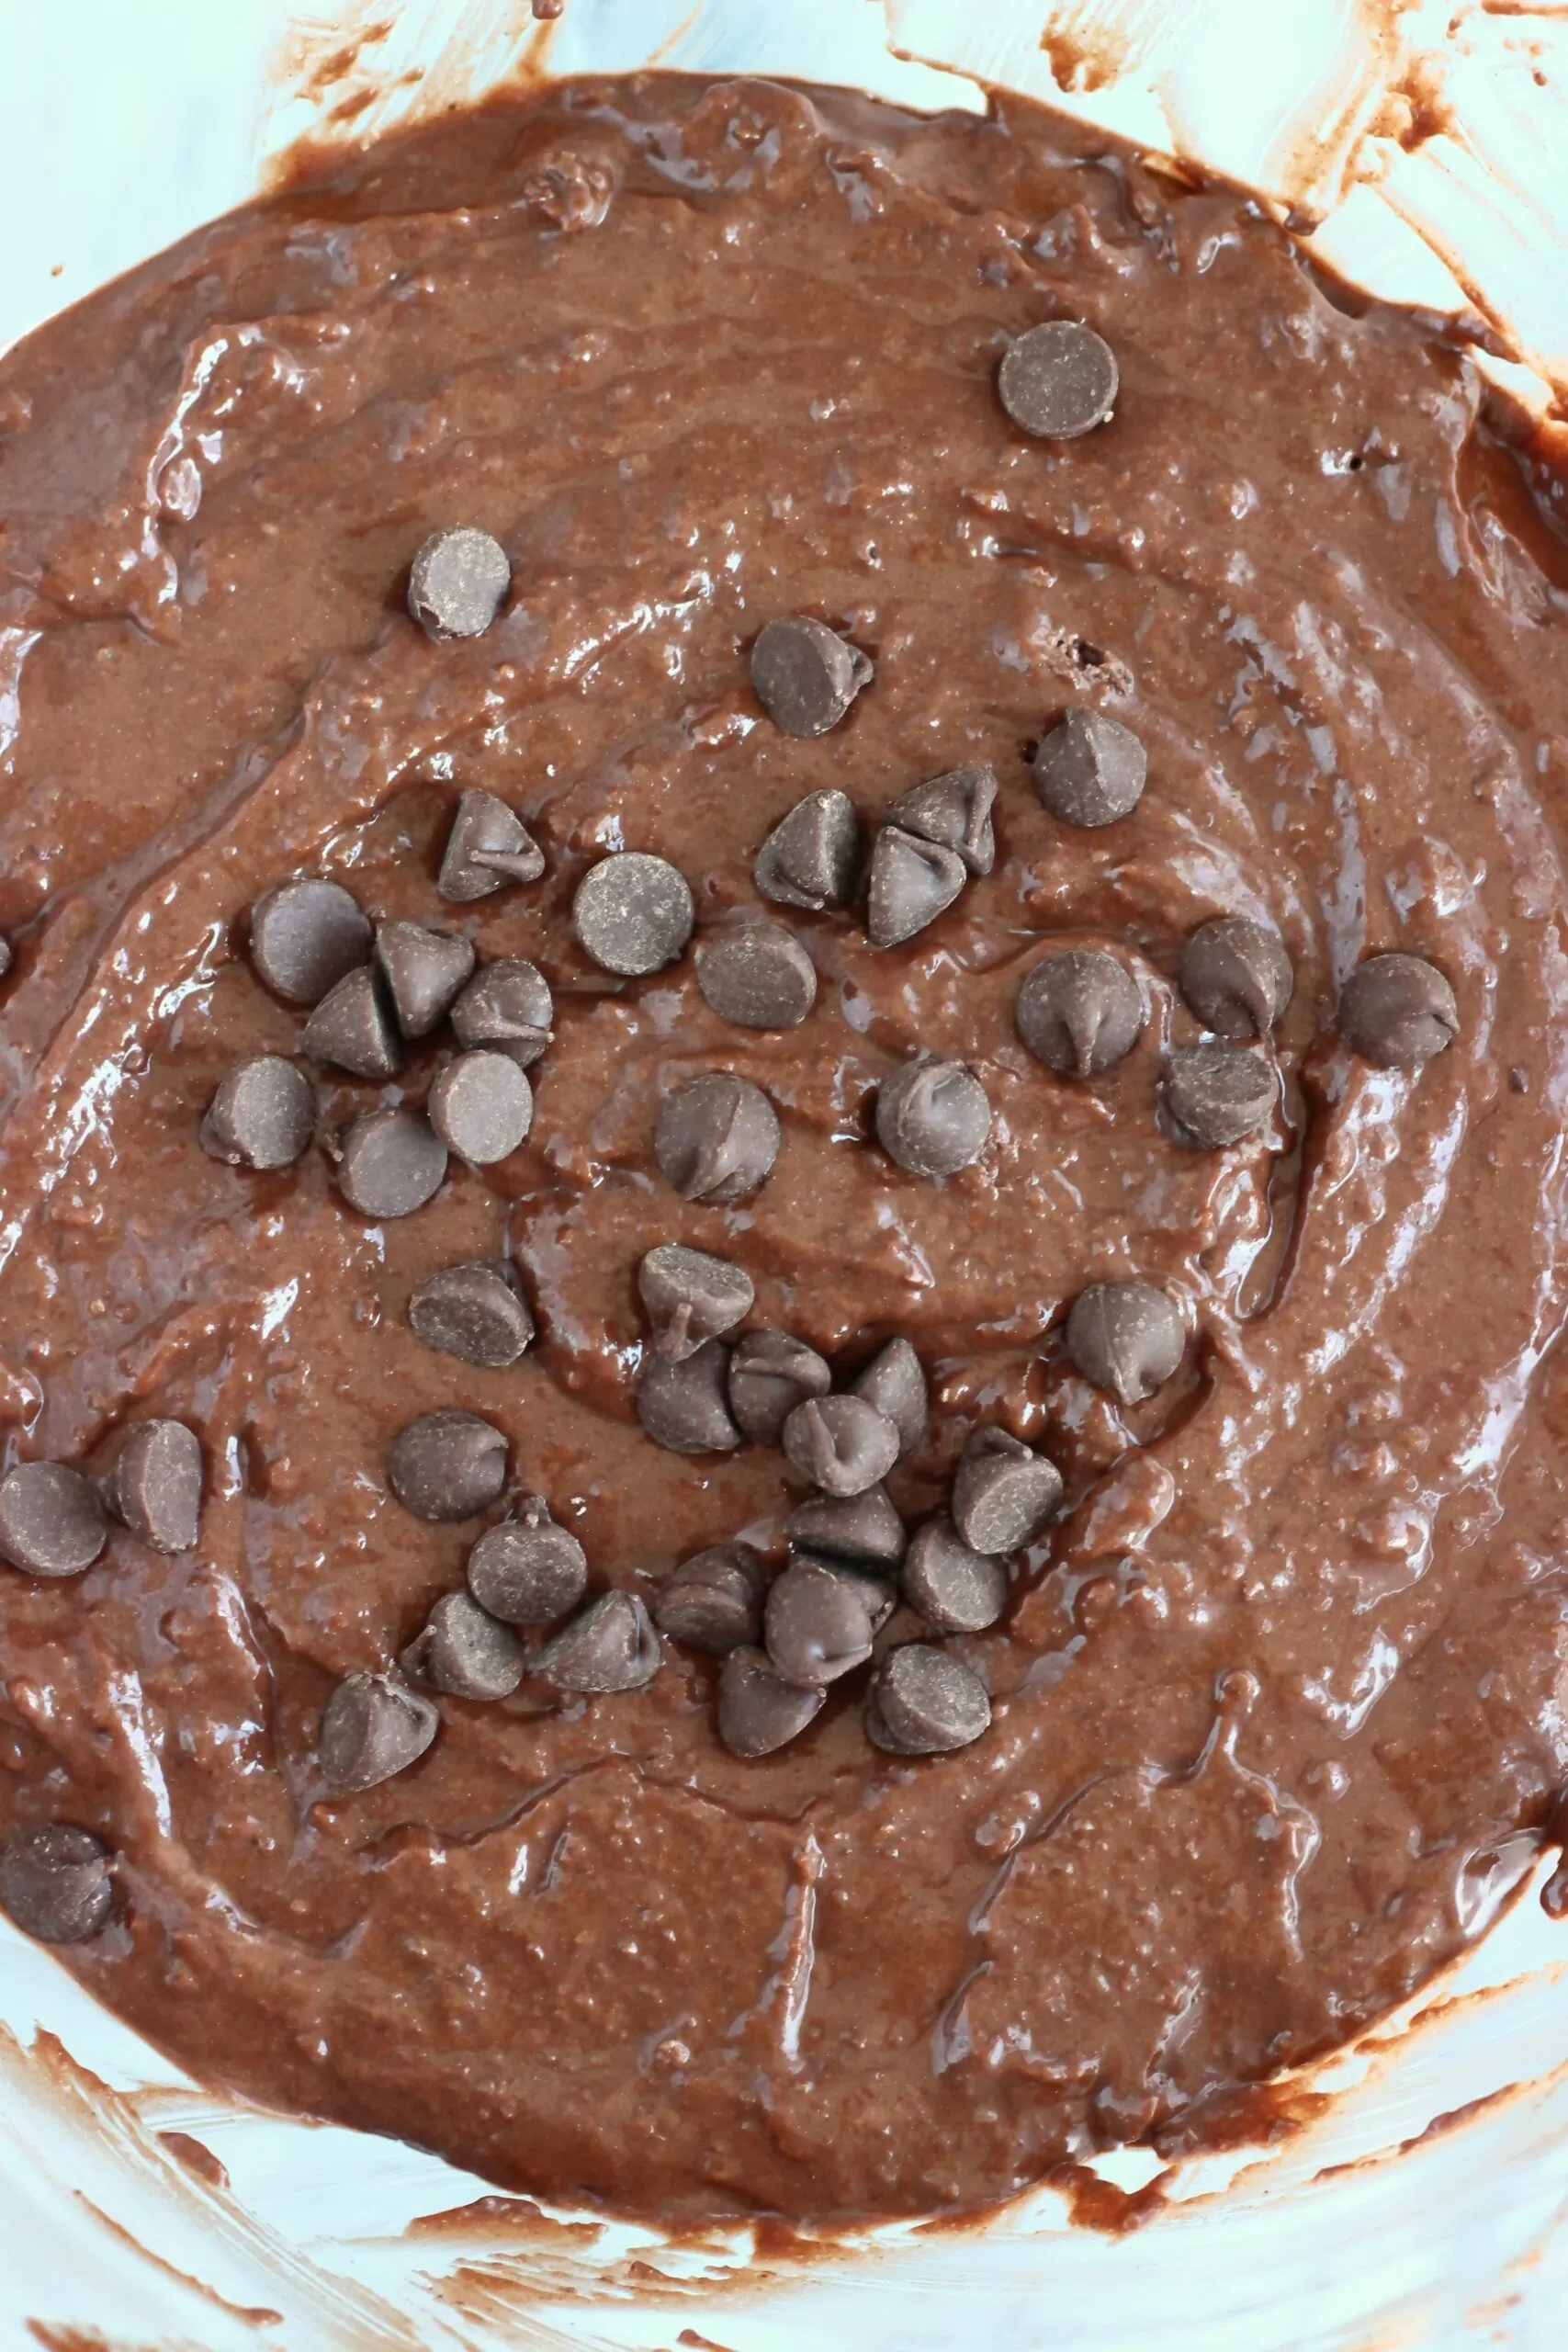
[2,72,1568,2222]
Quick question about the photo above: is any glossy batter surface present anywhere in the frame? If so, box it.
[3,73,1568,2221]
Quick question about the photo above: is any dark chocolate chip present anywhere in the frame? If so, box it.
[654,1542,767,1654]
[1339,952,1460,1070]
[375,922,476,1039]
[572,852,694,978]
[998,319,1119,439]
[1016,949,1145,1077]
[107,1419,202,1555]
[1179,916,1293,1039]
[851,1338,928,1458]
[885,765,998,876]
[428,1050,533,1163]
[1033,707,1147,828]
[467,1498,588,1625]
[717,1646,825,1757]
[952,1428,1063,1554]
[389,1408,508,1521]
[901,1520,1010,1634]
[1161,1044,1276,1148]
[320,1670,438,1792]
[0,934,10,981]
[301,967,402,1080]
[875,1059,991,1178]
[868,1644,991,1754]
[638,1243,755,1363]
[0,1824,113,1944]
[409,1260,534,1369]
[750,616,873,737]
[333,1108,447,1217]
[437,788,545,901]
[764,1555,881,1685]
[866,826,967,948]
[655,1073,781,1204]
[754,788,861,910]
[200,1056,316,1170]
[637,1340,742,1454]
[401,1589,523,1701]
[0,1463,108,1577]
[450,958,554,1068]
[1066,1281,1185,1408]
[408,526,511,641]
[249,879,372,1006]
[537,1589,661,1691]
[728,1328,832,1444]
[695,922,817,1029]
[781,1395,900,1498]
[786,1482,906,1569]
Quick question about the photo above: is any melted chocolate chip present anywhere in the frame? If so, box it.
[1161,1044,1276,1148]
[199,1057,316,1170]
[655,1073,781,1204]
[0,1824,114,1944]
[781,1396,900,1498]
[249,879,372,1006]
[998,319,1119,438]
[572,853,694,977]
[851,1338,928,1457]
[320,1671,438,1793]
[302,967,402,1080]
[728,1329,832,1444]
[786,1482,906,1569]
[901,1520,1009,1634]
[428,1050,534,1163]
[764,1556,882,1685]
[875,1059,991,1178]
[333,1108,447,1217]
[885,764,998,876]
[402,1589,524,1701]
[637,1340,742,1454]
[867,1644,991,1754]
[1065,1281,1185,1408]
[1016,949,1145,1077]
[750,616,873,737]
[409,1260,535,1368]
[754,788,861,910]
[866,826,967,947]
[437,788,545,900]
[1033,707,1147,828]
[695,922,817,1028]
[717,1646,825,1757]
[537,1590,662,1691]
[638,1243,755,1363]
[107,1419,202,1555]
[1339,952,1460,1069]
[467,1498,588,1625]
[654,1542,767,1653]
[1179,916,1293,1039]
[389,1409,508,1521]
[951,1429,1063,1554]
[408,526,511,640]
[450,959,554,1068]
[0,1463,108,1577]
[376,922,477,1039]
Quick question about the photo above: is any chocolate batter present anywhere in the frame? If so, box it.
[3,71,1568,2222]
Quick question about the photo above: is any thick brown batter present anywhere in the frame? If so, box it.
[3,71,1568,2222]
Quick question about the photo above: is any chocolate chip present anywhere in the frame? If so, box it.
[875,1059,991,1178]
[1179,916,1293,1039]
[437,788,545,901]
[851,1337,928,1458]
[0,934,10,981]
[638,1243,755,1363]
[401,1590,524,1701]
[107,1419,202,1555]
[901,1520,1010,1634]
[867,1644,991,1754]
[320,1670,438,1792]
[537,1589,661,1691]
[1339,952,1460,1069]
[695,922,817,1029]
[764,1556,882,1685]
[0,1824,113,1944]
[728,1328,832,1444]
[886,765,998,876]
[1065,1281,1185,1408]
[0,1463,108,1577]
[409,1260,534,1368]
[389,1408,508,1521]
[200,1056,316,1170]
[654,1542,767,1653]
[301,967,402,1080]
[1161,1044,1275,1148]
[750,616,873,737]
[333,1108,447,1217]
[572,852,694,977]
[467,1498,588,1625]
[249,879,372,1006]
[998,319,1119,439]
[376,922,477,1038]
[655,1073,781,1204]
[786,1482,906,1569]
[866,827,967,948]
[1016,949,1145,1077]
[408,526,511,641]
[1033,707,1147,828]
[428,1050,533,1164]
[637,1340,742,1454]
[450,958,554,1068]
[755,788,861,910]
[781,1396,899,1498]
[717,1646,826,1757]
[952,1429,1063,1554]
